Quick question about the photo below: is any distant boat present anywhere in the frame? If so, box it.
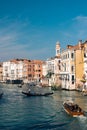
[63,100,84,117]
[22,82,54,96]
[82,89,87,96]
[17,84,22,88]
[0,92,3,98]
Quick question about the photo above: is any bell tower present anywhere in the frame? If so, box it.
[56,41,60,56]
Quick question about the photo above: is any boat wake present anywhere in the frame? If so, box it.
[77,115,87,120]
[77,116,87,130]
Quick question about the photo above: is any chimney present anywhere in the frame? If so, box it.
[78,40,82,49]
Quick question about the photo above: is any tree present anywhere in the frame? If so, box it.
[46,70,54,78]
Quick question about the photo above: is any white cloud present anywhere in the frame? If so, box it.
[0,17,30,61]
[3,15,87,61]
[72,16,87,40]
[59,15,87,46]
[73,16,87,22]
[0,16,51,61]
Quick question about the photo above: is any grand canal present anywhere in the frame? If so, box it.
[0,84,87,130]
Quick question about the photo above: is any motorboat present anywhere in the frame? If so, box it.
[63,100,85,117]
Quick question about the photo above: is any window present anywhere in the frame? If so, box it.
[67,75,69,81]
[66,54,67,59]
[5,66,8,71]
[71,66,74,73]
[11,70,14,74]
[28,68,31,71]
[68,53,69,58]
[28,74,32,77]
[72,75,74,84]
[57,50,59,54]
[71,53,74,59]
[58,60,60,63]
[84,53,86,57]
[84,53,87,58]
[64,63,66,71]
[59,65,61,70]
[38,65,40,68]
[6,73,8,77]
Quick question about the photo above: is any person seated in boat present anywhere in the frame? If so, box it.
[69,104,78,112]
[70,105,74,111]
[77,107,81,112]
[74,104,78,110]
[72,104,81,112]
[70,104,78,112]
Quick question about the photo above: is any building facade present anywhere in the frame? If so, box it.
[3,60,24,81]
[60,40,87,90]
[32,60,43,82]
[3,59,43,83]
[42,42,61,86]
[60,46,75,90]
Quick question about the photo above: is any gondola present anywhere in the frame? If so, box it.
[22,82,54,96]
[22,91,53,96]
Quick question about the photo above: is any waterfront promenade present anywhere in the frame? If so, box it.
[0,84,87,130]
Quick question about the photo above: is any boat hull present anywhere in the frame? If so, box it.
[22,91,53,96]
[63,102,84,117]
[0,92,3,98]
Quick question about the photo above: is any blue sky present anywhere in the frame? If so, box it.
[0,0,87,61]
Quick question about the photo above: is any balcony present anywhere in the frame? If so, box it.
[59,71,69,75]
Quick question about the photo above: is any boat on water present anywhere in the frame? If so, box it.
[22,82,54,96]
[63,100,85,117]
[82,89,87,96]
[0,92,3,98]
[22,91,53,96]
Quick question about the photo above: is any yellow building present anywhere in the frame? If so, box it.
[60,40,87,90]
[75,40,87,90]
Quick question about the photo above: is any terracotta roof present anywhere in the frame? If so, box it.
[67,41,87,50]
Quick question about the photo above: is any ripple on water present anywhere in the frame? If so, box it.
[0,86,87,130]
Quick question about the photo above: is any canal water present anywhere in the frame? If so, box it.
[0,84,87,130]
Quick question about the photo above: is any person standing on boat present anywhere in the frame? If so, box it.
[28,89,31,93]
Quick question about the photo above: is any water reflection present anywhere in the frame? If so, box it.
[53,90,87,112]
